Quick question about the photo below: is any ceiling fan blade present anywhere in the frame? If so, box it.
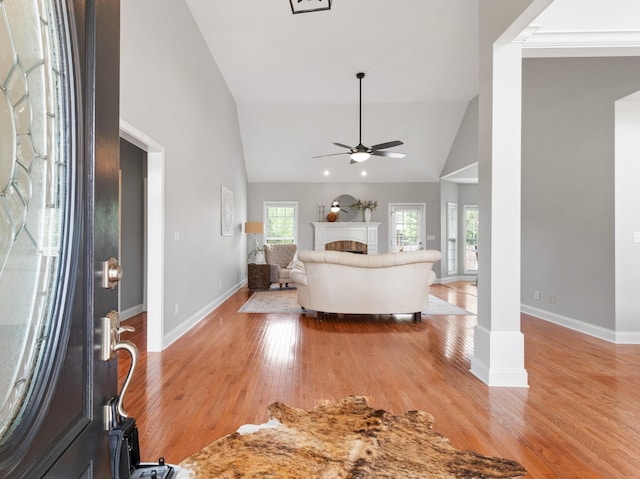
[371,150,406,159]
[312,152,350,158]
[370,140,404,151]
[333,142,354,150]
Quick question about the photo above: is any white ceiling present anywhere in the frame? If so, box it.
[184,0,640,183]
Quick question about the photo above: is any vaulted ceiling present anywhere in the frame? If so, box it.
[184,0,640,183]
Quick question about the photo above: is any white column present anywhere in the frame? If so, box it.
[472,0,553,387]
[472,41,528,387]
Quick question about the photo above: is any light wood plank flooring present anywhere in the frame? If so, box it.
[119,282,640,477]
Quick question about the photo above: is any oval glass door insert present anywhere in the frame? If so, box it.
[0,0,73,441]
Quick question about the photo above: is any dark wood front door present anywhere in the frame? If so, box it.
[0,0,120,477]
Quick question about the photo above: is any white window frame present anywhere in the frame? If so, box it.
[463,204,478,274]
[263,201,298,244]
[388,203,426,253]
[446,202,458,275]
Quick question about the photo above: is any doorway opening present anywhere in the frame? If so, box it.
[120,120,165,352]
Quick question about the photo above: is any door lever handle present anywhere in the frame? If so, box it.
[114,339,138,418]
[99,310,139,418]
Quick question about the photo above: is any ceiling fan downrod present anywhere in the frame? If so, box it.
[357,72,365,149]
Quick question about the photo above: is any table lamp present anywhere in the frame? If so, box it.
[245,221,265,263]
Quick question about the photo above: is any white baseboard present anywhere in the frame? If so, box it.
[437,275,477,284]
[520,304,640,344]
[163,280,245,349]
[120,304,144,321]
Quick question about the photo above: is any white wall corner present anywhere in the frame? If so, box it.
[471,325,529,387]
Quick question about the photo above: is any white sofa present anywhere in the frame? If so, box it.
[290,249,441,322]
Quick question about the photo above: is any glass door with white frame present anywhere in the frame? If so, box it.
[464,205,478,274]
[446,202,458,274]
[389,203,425,252]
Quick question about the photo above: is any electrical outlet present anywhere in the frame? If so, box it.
[219,280,222,289]
[534,290,540,301]
[634,232,640,243]
[549,295,556,304]
[174,303,179,315]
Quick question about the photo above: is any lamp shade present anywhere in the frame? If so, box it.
[245,222,264,234]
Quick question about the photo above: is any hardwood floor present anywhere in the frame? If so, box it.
[119,282,640,477]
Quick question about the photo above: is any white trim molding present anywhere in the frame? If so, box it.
[119,119,165,352]
[120,304,144,322]
[438,275,476,284]
[521,304,640,345]
[522,29,640,57]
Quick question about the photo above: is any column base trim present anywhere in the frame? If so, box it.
[470,325,529,387]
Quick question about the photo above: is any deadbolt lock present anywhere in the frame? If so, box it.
[102,257,123,289]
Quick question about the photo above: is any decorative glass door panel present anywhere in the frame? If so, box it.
[0,0,72,442]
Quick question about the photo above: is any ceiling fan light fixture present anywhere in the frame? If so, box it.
[350,151,371,162]
[313,72,404,163]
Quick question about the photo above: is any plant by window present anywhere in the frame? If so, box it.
[351,199,378,211]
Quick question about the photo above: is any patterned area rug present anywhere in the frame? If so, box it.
[175,396,527,478]
[238,289,472,316]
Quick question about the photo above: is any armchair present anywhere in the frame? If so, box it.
[263,243,298,288]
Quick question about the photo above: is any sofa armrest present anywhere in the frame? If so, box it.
[290,269,307,286]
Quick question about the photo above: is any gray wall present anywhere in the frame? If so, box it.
[248,182,443,277]
[121,1,248,340]
[441,96,478,177]
[521,57,640,329]
[120,139,146,315]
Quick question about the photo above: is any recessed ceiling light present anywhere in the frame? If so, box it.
[324,170,330,176]
[361,171,367,176]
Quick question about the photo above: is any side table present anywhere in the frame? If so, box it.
[248,263,271,291]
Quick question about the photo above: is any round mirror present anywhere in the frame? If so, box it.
[333,194,358,222]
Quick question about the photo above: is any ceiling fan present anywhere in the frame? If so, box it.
[313,72,406,164]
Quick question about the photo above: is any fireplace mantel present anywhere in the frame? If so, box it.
[312,222,381,254]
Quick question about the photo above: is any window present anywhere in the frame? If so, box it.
[464,205,478,274]
[446,202,457,274]
[263,202,298,244]
[389,203,425,252]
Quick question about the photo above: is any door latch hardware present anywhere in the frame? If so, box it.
[102,257,123,289]
[100,310,138,418]
[100,310,134,361]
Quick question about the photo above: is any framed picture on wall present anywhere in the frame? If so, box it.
[221,185,233,236]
